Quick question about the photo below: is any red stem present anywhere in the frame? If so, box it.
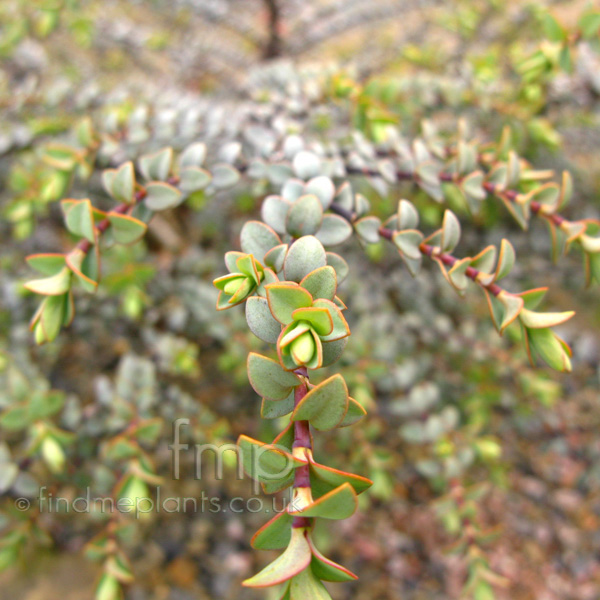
[291,369,311,529]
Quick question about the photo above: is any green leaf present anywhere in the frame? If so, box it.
[291,483,357,519]
[95,573,122,600]
[519,309,574,329]
[212,163,240,188]
[526,327,572,372]
[440,210,461,253]
[144,182,183,211]
[321,338,348,367]
[243,527,312,588]
[497,291,524,332]
[311,299,350,342]
[392,230,423,260]
[309,458,372,497]
[241,221,282,264]
[40,294,68,342]
[284,236,327,282]
[261,195,291,234]
[291,307,333,336]
[139,147,173,181]
[251,512,293,550]
[579,11,600,39]
[246,297,282,344]
[292,375,349,430]
[266,283,313,324]
[354,216,381,243]
[286,194,323,237]
[0,406,29,430]
[264,244,288,272]
[494,239,515,281]
[237,436,305,493]
[247,353,300,400]
[179,167,211,192]
[325,252,349,283]
[64,199,96,243]
[66,248,99,293]
[398,199,419,229]
[26,254,66,276]
[299,266,337,301]
[261,393,295,419]
[289,566,333,599]
[293,151,321,180]
[543,13,566,42]
[337,397,366,427]
[178,142,206,168]
[111,162,135,204]
[108,213,147,245]
[305,175,335,209]
[315,215,352,246]
[24,267,71,296]
[462,171,486,201]
[309,540,358,583]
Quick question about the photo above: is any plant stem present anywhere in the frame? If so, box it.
[291,368,311,529]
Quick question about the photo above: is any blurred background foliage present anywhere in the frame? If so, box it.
[1,0,600,599]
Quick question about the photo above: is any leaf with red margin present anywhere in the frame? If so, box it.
[242,527,311,588]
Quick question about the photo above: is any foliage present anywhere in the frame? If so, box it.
[2,2,600,600]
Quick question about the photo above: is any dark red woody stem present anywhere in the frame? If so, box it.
[292,367,312,529]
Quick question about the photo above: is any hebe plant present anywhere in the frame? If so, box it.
[18,59,600,598]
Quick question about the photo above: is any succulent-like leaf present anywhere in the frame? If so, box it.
[519,308,574,329]
[179,167,211,192]
[238,435,306,489]
[247,353,300,400]
[497,291,524,332]
[325,252,349,283]
[309,458,372,497]
[144,182,183,211]
[65,248,99,293]
[246,297,282,344]
[309,539,358,582]
[25,267,71,296]
[108,213,147,245]
[26,253,66,276]
[293,151,321,180]
[139,148,173,181]
[178,142,206,168]
[242,527,312,588]
[261,393,295,419]
[292,375,349,430]
[284,236,327,282]
[264,244,288,272]
[63,199,96,243]
[392,230,423,260]
[354,216,381,244]
[266,283,313,324]
[111,162,135,204]
[305,176,335,209]
[251,512,293,550]
[315,215,353,246]
[262,196,291,234]
[337,397,366,427]
[494,239,515,281]
[440,210,461,253]
[311,299,350,342]
[320,338,348,368]
[287,195,323,237]
[291,307,333,337]
[526,327,572,372]
[212,164,240,189]
[290,483,357,519]
[299,266,337,301]
[241,221,282,264]
[288,565,333,599]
